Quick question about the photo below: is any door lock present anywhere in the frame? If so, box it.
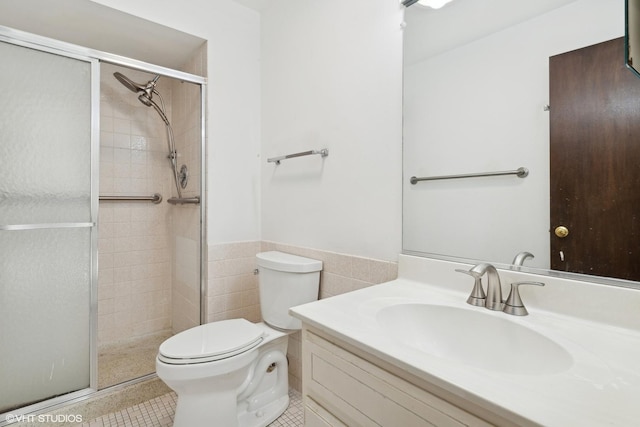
[554,226,569,238]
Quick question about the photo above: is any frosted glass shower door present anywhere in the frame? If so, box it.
[0,40,95,413]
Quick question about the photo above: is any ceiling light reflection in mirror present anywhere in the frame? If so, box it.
[418,0,455,9]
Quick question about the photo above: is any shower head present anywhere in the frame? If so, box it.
[114,71,168,123]
[113,71,146,93]
[113,71,160,99]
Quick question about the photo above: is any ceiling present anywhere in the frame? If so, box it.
[0,0,206,70]
[0,0,579,72]
[404,0,579,65]
[233,0,269,11]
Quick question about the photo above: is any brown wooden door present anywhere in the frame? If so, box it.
[549,37,640,281]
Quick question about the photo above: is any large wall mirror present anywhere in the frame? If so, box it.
[403,0,640,287]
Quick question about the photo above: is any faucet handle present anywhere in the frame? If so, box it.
[455,269,486,307]
[503,281,545,316]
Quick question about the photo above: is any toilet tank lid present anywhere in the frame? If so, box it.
[256,251,322,273]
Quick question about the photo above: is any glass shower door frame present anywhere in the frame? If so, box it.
[0,30,100,421]
[1,23,207,424]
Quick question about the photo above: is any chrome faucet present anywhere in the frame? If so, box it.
[512,251,534,267]
[457,263,545,316]
[469,263,504,311]
[456,263,503,311]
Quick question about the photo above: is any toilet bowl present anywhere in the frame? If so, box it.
[156,251,322,427]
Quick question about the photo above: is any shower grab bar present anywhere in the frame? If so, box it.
[167,196,200,205]
[0,222,95,231]
[99,193,163,204]
[410,167,529,184]
[267,149,329,165]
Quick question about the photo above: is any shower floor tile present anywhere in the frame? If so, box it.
[98,331,172,389]
[81,388,303,427]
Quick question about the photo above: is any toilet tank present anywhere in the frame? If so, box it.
[256,251,322,330]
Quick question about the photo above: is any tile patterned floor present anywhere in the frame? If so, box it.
[81,389,303,427]
[267,390,304,427]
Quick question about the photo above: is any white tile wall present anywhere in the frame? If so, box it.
[98,64,175,346]
[207,241,262,323]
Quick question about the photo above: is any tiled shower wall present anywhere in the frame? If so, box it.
[206,241,398,391]
[98,64,174,346]
[98,45,205,346]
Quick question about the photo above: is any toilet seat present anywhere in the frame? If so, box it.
[158,319,264,365]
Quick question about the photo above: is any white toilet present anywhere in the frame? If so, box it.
[156,251,322,427]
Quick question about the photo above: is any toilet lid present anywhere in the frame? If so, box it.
[158,319,264,364]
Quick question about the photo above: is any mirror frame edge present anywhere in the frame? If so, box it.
[402,249,640,290]
[626,0,640,77]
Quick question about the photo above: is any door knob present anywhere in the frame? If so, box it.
[554,226,569,238]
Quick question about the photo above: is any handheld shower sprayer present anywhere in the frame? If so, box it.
[113,70,184,197]
[138,92,170,125]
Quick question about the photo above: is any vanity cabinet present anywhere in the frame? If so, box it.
[301,327,492,427]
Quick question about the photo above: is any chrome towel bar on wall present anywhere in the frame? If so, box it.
[410,167,529,184]
[267,149,329,165]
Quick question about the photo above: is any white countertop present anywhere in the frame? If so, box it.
[290,255,640,427]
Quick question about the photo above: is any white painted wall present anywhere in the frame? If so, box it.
[92,0,405,261]
[260,0,404,261]
[403,0,623,268]
[92,0,262,244]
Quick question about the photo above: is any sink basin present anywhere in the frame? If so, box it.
[376,304,573,375]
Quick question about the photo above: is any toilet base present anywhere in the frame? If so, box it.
[157,322,292,427]
[173,389,240,427]
[237,394,289,427]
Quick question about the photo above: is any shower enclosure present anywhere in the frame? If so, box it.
[0,26,206,421]
[0,35,97,416]
[97,62,204,389]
